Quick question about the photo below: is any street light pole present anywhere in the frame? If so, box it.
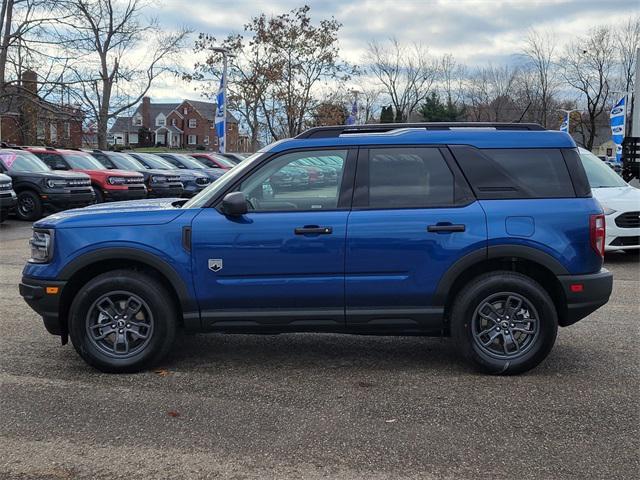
[557,109,581,134]
[211,46,234,153]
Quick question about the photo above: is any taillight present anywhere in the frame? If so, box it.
[590,214,605,258]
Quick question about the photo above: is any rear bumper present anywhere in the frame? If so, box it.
[557,268,613,327]
[19,276,66,336]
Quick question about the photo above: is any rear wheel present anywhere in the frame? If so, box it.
[69,270,176,373]
[451,271,558,375]
[16,190,43,221]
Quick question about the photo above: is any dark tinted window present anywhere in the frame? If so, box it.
[453,147,575,199]
[367,148,454,208]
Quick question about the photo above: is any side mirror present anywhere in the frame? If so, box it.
[221,191,248,216]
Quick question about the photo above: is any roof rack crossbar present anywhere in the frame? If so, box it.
[296,122,545,139]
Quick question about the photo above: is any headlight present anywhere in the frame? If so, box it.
[107,176,126,185]
[603,207,617,216]
[195,177,210,185]
[150,175,167,184]
[29,229,53,263]
[0,181,12,191]
[45,179,67,189]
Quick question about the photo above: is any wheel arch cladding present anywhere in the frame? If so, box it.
[435,245,567,327]
[58,248,198,331]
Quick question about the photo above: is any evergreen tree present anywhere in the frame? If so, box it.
[419,92,464,122]
[380,105,395,123]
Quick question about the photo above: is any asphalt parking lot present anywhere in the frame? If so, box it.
[0,219,638,480]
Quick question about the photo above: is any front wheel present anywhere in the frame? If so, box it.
[69,270,176,373]
[451,271,558,375]
[16,190,43,221]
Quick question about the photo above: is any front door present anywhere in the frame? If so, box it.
[345,147,487,332]
[191,148,355,330]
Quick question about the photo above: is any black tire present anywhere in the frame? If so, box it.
[16,190,43,221]
[0,209,7,223]
[68,269,176,373]
[93,186,104,203]
[451,271,558,375]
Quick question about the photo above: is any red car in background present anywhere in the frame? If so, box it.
[26,147,146,203]
[189,152,236,170]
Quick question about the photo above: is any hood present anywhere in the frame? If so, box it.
[18,170,91,180]
[35,197,187,229]
[592,186,640,211]
[76,168,143,178]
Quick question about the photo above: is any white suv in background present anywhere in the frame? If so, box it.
[579,148,640,255]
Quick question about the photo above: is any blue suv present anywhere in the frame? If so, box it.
[19,123,613,374]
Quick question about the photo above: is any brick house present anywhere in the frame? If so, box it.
[110,96,241,152]
[0,70,84,148]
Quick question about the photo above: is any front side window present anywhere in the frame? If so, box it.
[365,148,454,208]
[237,149,347,212]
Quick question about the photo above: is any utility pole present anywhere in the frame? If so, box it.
[632,47,640,138]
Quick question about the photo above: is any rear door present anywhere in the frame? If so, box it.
[345,146,487,332]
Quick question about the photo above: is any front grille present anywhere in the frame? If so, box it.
[125,177,144,185]
[615,211,640,229]
[67,179,91,187]
[610,236,640,246]
[0,182,12,191]
[166,176,181,183]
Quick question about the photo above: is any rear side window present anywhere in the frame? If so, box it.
[366,147,454,208]
[452,147,575,199]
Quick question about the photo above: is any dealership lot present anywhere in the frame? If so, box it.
[0,219,638,479]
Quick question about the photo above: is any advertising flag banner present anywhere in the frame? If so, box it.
[610,96,626,163]
[346,100,357,126]
[559,112,569,133]
[215,75,225,153]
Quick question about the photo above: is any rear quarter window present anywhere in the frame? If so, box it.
[452,147,576,199]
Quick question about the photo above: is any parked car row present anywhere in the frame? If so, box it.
[0,146,245,221]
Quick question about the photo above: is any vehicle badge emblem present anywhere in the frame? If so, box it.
[208,259,223,272]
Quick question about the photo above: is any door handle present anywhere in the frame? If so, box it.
[294,226,333,235]
[427,223,466,233]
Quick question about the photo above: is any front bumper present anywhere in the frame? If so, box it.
[147,183,184,198]
[604,213,640,251]
[19,277,67,336]
[182,183,207,198]
[0,191,17,209]
[43,190,96,212]
[102,186,147,201]
[557,268,613,326]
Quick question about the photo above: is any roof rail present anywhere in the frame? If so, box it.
[295,122,545,139]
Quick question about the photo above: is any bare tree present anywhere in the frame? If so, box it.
[521,29,557,127]
[56,0,189,149]
[464,64,519,122]
[365,38,437,122]
[560,26,616,149]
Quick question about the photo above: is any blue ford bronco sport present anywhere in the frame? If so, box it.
[19,123,613,374]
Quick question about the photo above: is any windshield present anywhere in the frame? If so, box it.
[136,153,177,170]
[108,152,144,170]
[208,154,235,168]
[0,151,50,172]
[64,153,107,170]
[182,152,264,209]
[173,154,206,169]
[578,149,627,188]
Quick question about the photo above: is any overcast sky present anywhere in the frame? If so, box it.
[148,0,638,102]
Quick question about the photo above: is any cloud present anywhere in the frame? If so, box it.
[146,0,639,102]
